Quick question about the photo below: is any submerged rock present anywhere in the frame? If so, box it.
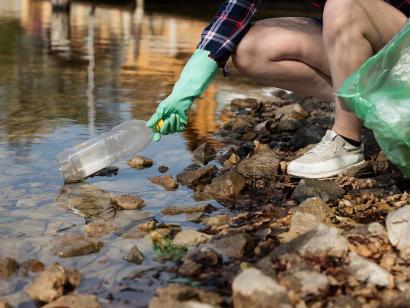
[236,148,280,180]
[158,165,169,173]
[84,220,116,237]
[282,270,330,297]
[193,143,217,165]
[149,175,179,191]
[291,179,345,203]
[52,234,103,258]
[204,171,246,200]
[232,268,291,308]
[0,257,18,279]
[127,156,153,170]
[211,232,253,258]
[124,245,144,264]
[26,263,80,302]
[111,195,145,210]
[20,259,45,276]
[176,164,217,187]
[386,205,410,260]
[161,203,217,216]
[179,247,221,277]
[347,252,394,288]
[43,294,101,308]
[172,230,212,247]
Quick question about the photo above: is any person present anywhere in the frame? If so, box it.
[147,0,410,178]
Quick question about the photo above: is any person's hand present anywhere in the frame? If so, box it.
[146,49,218,141]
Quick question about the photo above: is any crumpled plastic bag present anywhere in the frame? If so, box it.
[338,19,410,177]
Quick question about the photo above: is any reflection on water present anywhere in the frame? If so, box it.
[0,0,280,305]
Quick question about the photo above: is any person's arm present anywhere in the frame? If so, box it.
[147,0,262,141]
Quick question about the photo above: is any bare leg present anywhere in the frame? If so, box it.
[323,0,407,141]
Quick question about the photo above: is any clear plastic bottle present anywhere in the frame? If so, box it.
[57,120,152,182]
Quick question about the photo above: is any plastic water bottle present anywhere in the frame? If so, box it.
[57,120,152,182]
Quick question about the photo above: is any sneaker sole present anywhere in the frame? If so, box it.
[287,160,367,179]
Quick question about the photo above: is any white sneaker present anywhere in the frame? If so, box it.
[287,130,365,178]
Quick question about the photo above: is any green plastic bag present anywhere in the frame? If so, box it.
[338,19,410,177]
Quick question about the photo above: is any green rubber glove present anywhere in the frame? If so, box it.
[146,49,218,141]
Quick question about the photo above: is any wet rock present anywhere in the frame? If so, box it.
[232,268,291,308]
[288,126,327,150]
[111,195,145,210]
[0,300,11,308]
[193,143,217,165]
[138,219,157,232]
[149,175,179,191]
[202,214,231,227]
[282,270,330,297]
[347,252,394,288]
[127,156,153,170]
[172,230,212,247]
[149,283,223,308]
[204,171,246,200]
[272,224,349,258]
[231,98,258,110]
[43,294,101,308]
[211,232,254,258]
[161,203,217,216]
[176,164,218,187]
[236,148,280,180]
[158,165,169,173]
[26,263,80,302]
[84,220,116,237]
[124,245,144,264]
[179,247,221,277]
[386,205,410,260]
[52,234,103,258]
[20,259,44,276]
[0,257,18,279]
[291,179,345,203]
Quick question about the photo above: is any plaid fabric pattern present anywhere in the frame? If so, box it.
[198,0,410,67]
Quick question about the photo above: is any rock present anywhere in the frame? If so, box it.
[275,103,308,121]
[193,143,217,165]
[179,247,221,277]
[327,295,361,308]
[176,165,218,187]
[89,166,118,178]
[43,294,101,308]
[288,126,327,150]
[386,205,410,260]
[294,197,333,223]
[280,212,323,243]
[124,245,144,264]
[282,270,330,297]
[202,214,231,227]
[347,252,394,288]
[211,233,253,258]
[149,284,223,308]
[203,171,246,200]
[232,268,291,308]
[172,230,212,247]
[272,224,349,258]
[0,300,11,308]
[0,257,18,279]
[149,175,179,191]
[161,203,217,215]
[231,98,258,110]
[20,259,44,276]
[111,195,145,210]
[277,119,304,132]
[291,179,345,203]
[236,148,280,180]
[158,165,169,173]
[52,234,103,258]
[223,153,241,168]
[84,220,116,237]
[127,156,153,169]
[138,219,157,232]
[26,263,80,302]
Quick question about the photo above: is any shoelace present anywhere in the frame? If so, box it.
[306,139,336,155]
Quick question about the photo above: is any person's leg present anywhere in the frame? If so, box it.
[323,0,407,141]
[233,17,333,101]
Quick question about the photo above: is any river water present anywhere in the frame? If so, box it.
[0,1,312,306]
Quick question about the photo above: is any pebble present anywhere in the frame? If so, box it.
[161,203,217,215]
[172,230,212,247]
[138,219,157,232]
[111,195,145,210]
[232,268,291,308]
[202,214,231,227]
[0,257,18,279]
[124,245,144,264]
[203,171,246,200]
[291,178,345,203]
[236,148,280,180]
[0,300,11,308]
[52,234,103,258]
[176,164,217,187]
[158,165,169,173]
[179,247,221,276]
[386,205,410,260]
[43,294,101,308]
[193,143,217,165]
[282,270,330,297]
[20,259,44,276]
[127,156,153,169]
[149,175,179,191]
[211,232,253,258]
[84,220,116,237]
[26,263,81,302]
